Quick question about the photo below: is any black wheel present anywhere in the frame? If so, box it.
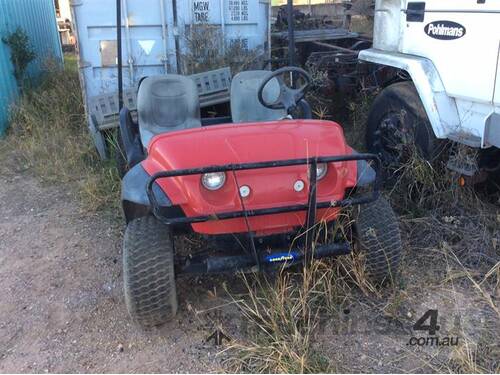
[123,216,178,327]
[366,81,443,174]
[353,196,402,283]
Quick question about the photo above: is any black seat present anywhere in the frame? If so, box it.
[230,70,286,123]
[137,75,201,146]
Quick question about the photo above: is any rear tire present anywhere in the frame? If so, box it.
[353,196,402,283]
[366,81,443,175]
[123,216,178,327]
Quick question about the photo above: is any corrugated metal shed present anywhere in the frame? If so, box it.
[0,0,63,136]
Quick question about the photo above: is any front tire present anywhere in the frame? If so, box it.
[353,196,402,283]
[123,216,178,327]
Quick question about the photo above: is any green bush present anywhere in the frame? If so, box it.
[2,27,36,86]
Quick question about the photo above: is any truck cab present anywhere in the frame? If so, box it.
[359,0,500,162]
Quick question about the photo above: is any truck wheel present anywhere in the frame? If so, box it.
[366,81,442,173]
[123,216,178,327]
[353,196,402,283]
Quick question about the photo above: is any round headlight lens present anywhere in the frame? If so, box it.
[316,163,328,180]
[201,172,226,190]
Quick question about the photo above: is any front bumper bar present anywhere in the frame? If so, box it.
[146,153,381,225]
[178,242,351,274]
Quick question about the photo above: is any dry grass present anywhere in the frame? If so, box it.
[448,338,497,373]
[393,152,499,373]
[345,92,374,151]
[440,250,500,373]
[221,215,387,373]
[181,24,266,75]
[2,55,120,213]
[222,270,330,373]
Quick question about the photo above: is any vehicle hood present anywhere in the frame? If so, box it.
[144,120,352,170]
[141,120,358,234]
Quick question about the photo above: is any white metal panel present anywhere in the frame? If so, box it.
[421,0,499,12]
[57,0,73,21]
[401,2,500,104]
[179,0,269,50]
[495,43,500,106]
[372,0,404,51]
[454,98,494,146]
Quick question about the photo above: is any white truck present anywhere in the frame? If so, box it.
[358,0,500,179]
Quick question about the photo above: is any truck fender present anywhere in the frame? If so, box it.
[358,49,461,140]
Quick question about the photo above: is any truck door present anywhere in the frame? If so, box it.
[401,0,500,104]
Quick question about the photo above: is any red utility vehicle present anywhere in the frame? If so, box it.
[119,67,402,327]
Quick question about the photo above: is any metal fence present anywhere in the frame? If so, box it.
[0,0,62,136]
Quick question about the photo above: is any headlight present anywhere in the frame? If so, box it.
[201,172,226,190]
[316,163,328,180]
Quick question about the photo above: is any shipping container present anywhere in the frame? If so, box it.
[272,0,338,5]
[0,0,63,136]
[71,0,271,157]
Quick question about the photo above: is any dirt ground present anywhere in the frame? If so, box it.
[0,161,248,373]
[0,156,498,373]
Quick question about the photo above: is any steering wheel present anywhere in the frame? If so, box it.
[257,67,312,114]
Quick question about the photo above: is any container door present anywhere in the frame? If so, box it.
[179,0,269,73]
[72,0,176,99]
[401,0,500,104]
[495,43,500,106]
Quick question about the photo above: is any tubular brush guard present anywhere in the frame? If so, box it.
[146,153,381,272]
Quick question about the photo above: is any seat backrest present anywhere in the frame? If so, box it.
[230,70,286,123]
[138,75,201,146]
